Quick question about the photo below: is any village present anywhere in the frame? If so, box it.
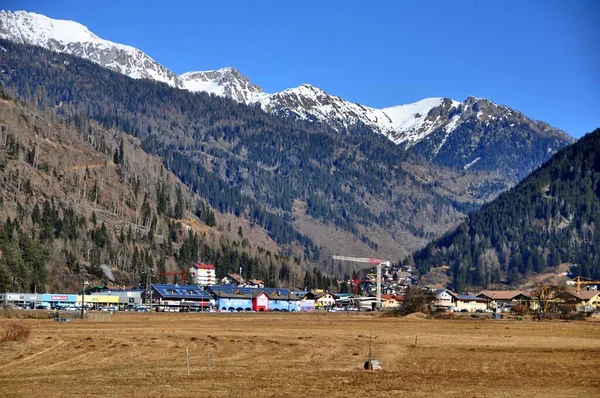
[2,262,599,316]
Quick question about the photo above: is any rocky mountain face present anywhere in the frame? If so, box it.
[408,97,573,181]
[0,10,183,88]
[177,74,574,185]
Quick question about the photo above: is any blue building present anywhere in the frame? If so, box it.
[207,285,300,312]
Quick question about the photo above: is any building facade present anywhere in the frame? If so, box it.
[435,289,454,308]
[189,263,217,286]
[454,295,488,312]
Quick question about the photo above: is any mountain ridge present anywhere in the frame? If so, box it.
[0,9,573,160]
[0,10,183,88]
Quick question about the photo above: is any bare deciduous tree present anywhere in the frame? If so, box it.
[531,279,564,319]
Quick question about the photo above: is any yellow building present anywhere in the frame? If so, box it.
[77,294,119,308]
[381,294,400,309]
[454,294,487,312]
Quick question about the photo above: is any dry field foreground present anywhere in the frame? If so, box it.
[0,313,599,397]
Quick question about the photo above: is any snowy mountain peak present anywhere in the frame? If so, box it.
[0,10,102,46]
[0,10,182,88]
[0,10,570,157]
[181,67,263,103]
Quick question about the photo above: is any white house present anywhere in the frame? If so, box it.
[189,263,217,286]
[434,289,454,308]
[315,293,336,308]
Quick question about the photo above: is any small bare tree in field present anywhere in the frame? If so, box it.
[531,280,564,320]
[1,322,31,342]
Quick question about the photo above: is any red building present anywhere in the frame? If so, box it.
[252,292,270,312]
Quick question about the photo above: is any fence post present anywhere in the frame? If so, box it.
[186,347,190,376]
[207,344,211,368]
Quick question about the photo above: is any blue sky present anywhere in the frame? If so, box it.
[5,0,600,138]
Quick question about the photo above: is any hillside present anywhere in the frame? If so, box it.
[413,128,600,291]
[0,39,493,261]
[0,91,319,293]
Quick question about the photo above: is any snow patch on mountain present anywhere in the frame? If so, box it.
[464,157,481,170]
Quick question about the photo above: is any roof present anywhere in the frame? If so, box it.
[455,294,487,302]
[224,274,242,283]
[151,284,212,300]
[478,290,532,300]
[206,285,298,300]
[212,291,254,299]
[563,290,600,300]
[191,263,215,270]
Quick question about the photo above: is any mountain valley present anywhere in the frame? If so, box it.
[0,10,582,290]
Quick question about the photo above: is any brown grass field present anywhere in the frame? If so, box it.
[0,312,599,397]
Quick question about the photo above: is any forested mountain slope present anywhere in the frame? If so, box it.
[0,39,492,262]
[0,91,321,293]
[413,128,600,291]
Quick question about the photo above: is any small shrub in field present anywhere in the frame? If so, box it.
[1,322,31,342]
[511,303,528,315]
[1,305,15,319]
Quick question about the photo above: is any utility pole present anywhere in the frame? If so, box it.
[368,330,373,371]
[80,266,87,320]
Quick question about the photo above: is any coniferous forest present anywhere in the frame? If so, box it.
[0,83,323,293]
[413,128,600,290]
[0,39,478,262]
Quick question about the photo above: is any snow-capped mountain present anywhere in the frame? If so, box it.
[181,68,263,104]
[181,73,465,148]
[254,84,463,147]
[180,70,571,158]
[0,9,572,163]
[0,10,182,88]
[408,95,573,180]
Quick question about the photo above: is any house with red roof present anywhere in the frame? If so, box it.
[189,263,217,286]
